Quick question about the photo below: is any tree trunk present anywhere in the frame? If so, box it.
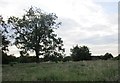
[35,49,39,63]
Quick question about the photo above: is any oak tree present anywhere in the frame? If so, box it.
[8,7,65,63]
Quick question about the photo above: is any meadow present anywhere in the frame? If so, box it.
[2,60,119,81]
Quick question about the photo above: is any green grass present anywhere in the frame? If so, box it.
[2,60,119,81]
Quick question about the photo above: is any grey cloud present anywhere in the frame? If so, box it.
[58,17,81,30]
[81,24,109,31]
[80,34,118,45]
[56,17,82,40]
[56,17,117,45]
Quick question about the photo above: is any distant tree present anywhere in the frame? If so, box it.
[91,56,103,60]
[43,55,50,62]
[8,7,65,63]
[70,45,91,61]
[17,55,37,63]
[2,51,9,64]
[113,54,120,60]
[18,51,30,63]
[28,56,36,62]
[57,55,63,61]
[70,45,80,61]
[49,55,58,63]
[63,56,72,62]
[43,54,63,62]
[102,53,113,60]
[18,56,28,63]
[8,54,17,62]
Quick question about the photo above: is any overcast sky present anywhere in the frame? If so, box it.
[0,0,119,57]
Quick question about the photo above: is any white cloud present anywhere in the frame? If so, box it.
[89,44,118,56]
[8,45,20,57]
[0,0,118,57]
[54,0,118,56]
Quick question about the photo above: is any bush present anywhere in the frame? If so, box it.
[63,56,72,62]
[113,54,120,60]
[2,52,9,64]
[2,52,17,64]
[70,45,91,61]
[102,53,113,60]
[18,56,36,63]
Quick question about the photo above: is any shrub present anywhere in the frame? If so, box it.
[102,53,113,60]
[70,45,91,61]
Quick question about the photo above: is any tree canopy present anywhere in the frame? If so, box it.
[0,15,11,64]
[8,7,65,63]
[70,45,91,61]
[102,53,113,60]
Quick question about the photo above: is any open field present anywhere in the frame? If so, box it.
[2,60,119,81]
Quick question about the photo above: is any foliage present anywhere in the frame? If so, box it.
[43,53,63,62]
[63,56,72,62]
[70,45,91,61]
[113,54,120,60]
[0,15,11,64]
[0,16,10,52]
[2,51,17,64]
[2,51,9,64]
[18,56,36,63]
[8,7,65,63]
[102,53,113,60]
[90,56,103,60]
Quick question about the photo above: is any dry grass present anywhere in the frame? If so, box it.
[2,60,119,81]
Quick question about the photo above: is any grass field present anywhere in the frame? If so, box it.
[2,60,119,81]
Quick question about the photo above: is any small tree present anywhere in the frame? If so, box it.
[70,45,80,61]
[114,54,120,60]
[70,45,91,61]
[103,53,113,60]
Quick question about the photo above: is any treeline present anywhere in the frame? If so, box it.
[2,54,63,64]
[2,52,120,64]
[2,45,120,64]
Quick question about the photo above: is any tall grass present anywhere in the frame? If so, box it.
[2,60,118,81]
